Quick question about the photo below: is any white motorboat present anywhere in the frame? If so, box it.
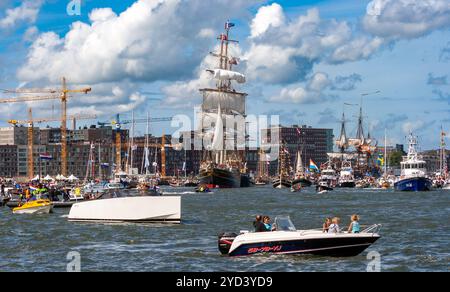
[394,133,432,192]
[68,193,181,224]
[318,166,337,189]
[105,182,125,190]
[219,216,381,257]
[338,161,356,188]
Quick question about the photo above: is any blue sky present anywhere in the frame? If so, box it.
[0,0,449,150]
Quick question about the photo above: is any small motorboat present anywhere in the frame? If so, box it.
[218,216,381,257]
[316,182,333,192]
[195,185,211,193]
[290,184,302,193]
[12,199,53,215]
[0,196,10,207]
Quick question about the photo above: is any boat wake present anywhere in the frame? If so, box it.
[163,191,214,195]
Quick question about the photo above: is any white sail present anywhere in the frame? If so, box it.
[202,90,246,115]
[295,151,304,176]
[213,69,246,84]
[210,105,224,151]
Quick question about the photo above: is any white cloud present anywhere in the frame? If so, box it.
[402,120,425,134]
[268,72,335,104]
[16,0,262,114]
[363,0,450,40]
[243,6,384,85]
[0,0,43,29]
[18,0,262,85]
[23,26,39,42]
[250,3,285,38]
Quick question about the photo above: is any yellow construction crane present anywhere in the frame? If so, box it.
[7,108,97,179]
[1,77,91,176]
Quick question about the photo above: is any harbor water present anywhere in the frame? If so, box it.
[0,187,449,272]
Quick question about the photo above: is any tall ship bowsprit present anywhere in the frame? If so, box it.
[198,21,251,189]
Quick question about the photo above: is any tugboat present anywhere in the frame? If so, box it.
[394,133,432,192]
[198,21,251,189]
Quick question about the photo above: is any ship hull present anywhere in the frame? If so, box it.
[338,181,356,188]
[394,177,432,192]
[199,168,241,189]
[240,173,252,188]
[292,178,312,188]
[272,179,292,189]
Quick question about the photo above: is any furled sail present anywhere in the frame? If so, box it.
[210,105,224,151]
[213,69,246,84]
[202,90,246,115]
[295,151,304,176]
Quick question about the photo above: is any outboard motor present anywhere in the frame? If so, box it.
[218,232,237,255]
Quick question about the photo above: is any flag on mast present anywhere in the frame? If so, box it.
[225,21,235,30]
[309,159,319,172]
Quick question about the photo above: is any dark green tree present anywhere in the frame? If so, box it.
[389,151,404,167]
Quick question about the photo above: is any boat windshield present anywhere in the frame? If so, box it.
[274,216,297,231]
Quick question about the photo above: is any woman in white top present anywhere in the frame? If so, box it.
[328,217,341,233]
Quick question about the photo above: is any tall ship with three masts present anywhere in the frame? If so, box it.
[198,21,251,188]
[328,103,378,179]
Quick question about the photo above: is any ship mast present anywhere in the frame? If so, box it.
[199,21,247,168]
[440,126,447,178]
[337,111,348,153]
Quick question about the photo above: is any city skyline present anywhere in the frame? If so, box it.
[0,0,449,150]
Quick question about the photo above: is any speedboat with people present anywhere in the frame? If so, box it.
[68,192,181,224]
[12,199,53,215]
[394,133,432,192]
[218,216,381,257]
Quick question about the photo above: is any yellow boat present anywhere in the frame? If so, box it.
[13,199,53,215]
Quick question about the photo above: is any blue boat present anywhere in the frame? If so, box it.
[394,133,432,192]
[394,177,432,192]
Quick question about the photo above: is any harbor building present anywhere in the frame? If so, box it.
[261,125,334,175]
[421,150,450,173]
[0,126,40,146]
